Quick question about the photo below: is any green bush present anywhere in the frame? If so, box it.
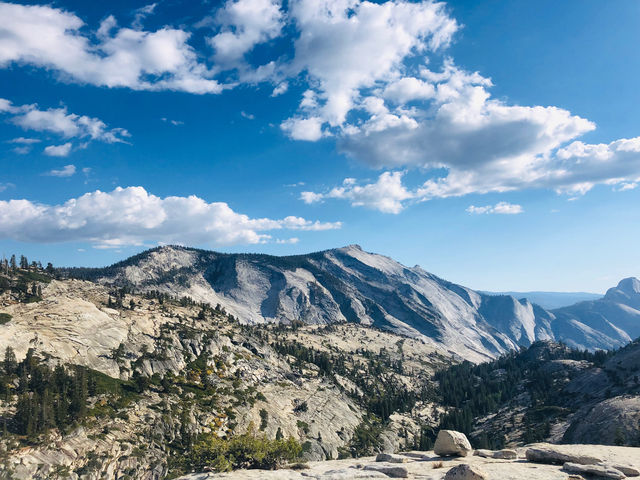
[0,313,12,325]
[188,425,302,472]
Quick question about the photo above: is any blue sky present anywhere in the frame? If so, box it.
[1,0,639,293]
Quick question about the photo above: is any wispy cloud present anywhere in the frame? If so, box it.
[466,202,524,215]
[44,164,76,177]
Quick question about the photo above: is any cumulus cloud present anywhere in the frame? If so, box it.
[303,171,420,214]
[44,143,73,157]
[208,0,284,67]
[0,2,222,94]
[1,98,129,155]
[44,164,76,177]
[0,187,341,247]
[281,0,457,133]
[466,202,523,215]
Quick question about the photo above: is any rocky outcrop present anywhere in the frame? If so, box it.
[525,444,601,465]
[175,444,640,479]
[433,430,472,457]
[562,462,626,479]
[563,396,640,446]
[474,449,517,460]
[444,464,488,480]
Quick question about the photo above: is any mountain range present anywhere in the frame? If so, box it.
[481,291,602,309]
[64,244,640,362]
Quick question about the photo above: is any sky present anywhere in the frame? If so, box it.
[1,0,639,293]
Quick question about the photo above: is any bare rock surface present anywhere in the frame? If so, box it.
[526,444,602,465]
[176,444,640,480]
[376,453,409,463]
[443,464,488,480]
[434,430,472,457]
[562,462,626,479]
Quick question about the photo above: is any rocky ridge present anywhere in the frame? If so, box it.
[175,442,640,480]
[63,245,640,360]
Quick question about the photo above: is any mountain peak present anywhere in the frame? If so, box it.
[615,277,640,295]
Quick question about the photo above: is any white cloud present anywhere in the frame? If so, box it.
[271,81,288,96]
[45,164,76,177]
[0,186,341,247]
[1,98,130,148]
[12,146,31,155]
[300,191,324,204]
[276,237,299,244]
[466,202,523,215]
[282,0,457,130]
[0,2,222,94]
[304,171,418,214]
[281,116,324,141]
[132,3,157,30]
[44,143,73,157]
[7,137,40,144]
[383,77,435,104]
[240,110,255,120]
[161,117,184,126]
[208,0,284,67]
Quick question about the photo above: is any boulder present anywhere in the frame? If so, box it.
[444,464,489,480]
[562,462,626,479]
[434,430,472,457]
[474,448,517,460]
[493,449,517,460]
[605,463,640,477]
[362,464,408,478]
[375,453,408,463]
[319,469,388,479]
[525,446,601,465]
[473,449,493,458]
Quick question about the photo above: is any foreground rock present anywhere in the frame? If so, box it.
[434,430,472,457]
[526,444,601,465]
[375,453,409,463]
[444,464,488,480]
[474,449,517,460]
[562,462,625,479]
[176,444,640,479]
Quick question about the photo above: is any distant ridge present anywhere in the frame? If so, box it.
[482,291,603,309]
[63,245,639,361]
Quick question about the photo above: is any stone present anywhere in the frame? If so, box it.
[473,449,493,458]
[362,464,409,478]
[375,453,408,463]
[493,449,517,460]
[434,430,473,457]
[562,462,626,479]
[316,469,388,479]
[525,446,601,465]
[605,463,640,477]
[444,464,489,480]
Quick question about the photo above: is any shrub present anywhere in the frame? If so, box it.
[188,424,302,472]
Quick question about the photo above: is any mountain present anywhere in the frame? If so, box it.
[63,245,639,360]
[1,258,639,478]
[482,291,603,309]
[550,277,640,350]
[437,339,640,448]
